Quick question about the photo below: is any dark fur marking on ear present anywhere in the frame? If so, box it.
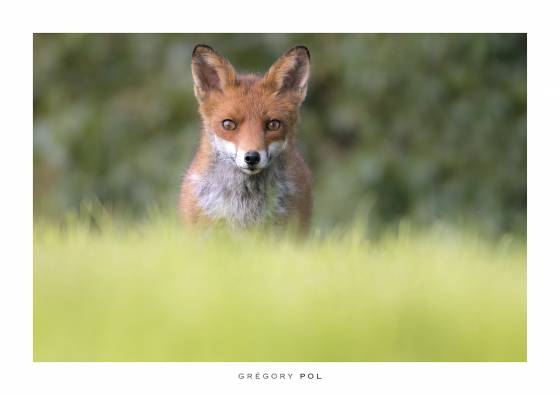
[291,45,310,60]
[192,44,215,56]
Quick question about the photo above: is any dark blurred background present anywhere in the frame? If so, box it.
[33,34,526,235]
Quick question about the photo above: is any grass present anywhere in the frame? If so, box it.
[33,216,526,361]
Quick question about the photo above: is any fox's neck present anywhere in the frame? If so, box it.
[192,139,291,228]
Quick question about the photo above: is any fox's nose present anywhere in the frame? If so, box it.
[244,151,260,166]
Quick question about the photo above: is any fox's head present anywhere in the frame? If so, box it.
[191,44,310,175]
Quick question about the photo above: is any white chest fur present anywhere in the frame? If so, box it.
[189,156,296,228]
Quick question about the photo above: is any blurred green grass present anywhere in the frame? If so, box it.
[34,216,526,361]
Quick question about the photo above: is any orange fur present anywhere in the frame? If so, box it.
[180,45,312,234]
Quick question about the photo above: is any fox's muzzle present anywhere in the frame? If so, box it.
[235,148,268,175]
[212,134,288,175]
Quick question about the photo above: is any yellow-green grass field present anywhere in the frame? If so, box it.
[34,216,526,361]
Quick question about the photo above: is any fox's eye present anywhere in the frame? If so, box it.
[222,119,236,131]
[267,119,282,131]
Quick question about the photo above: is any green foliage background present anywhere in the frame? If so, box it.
[33,34,526,234]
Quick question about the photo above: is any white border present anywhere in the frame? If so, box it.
[29,0,530,33]
[3,0,559,393]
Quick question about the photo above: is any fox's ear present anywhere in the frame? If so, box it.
[264,45,310,102]
[191,44,237,101]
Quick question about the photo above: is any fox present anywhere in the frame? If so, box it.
[179,44,313,234]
